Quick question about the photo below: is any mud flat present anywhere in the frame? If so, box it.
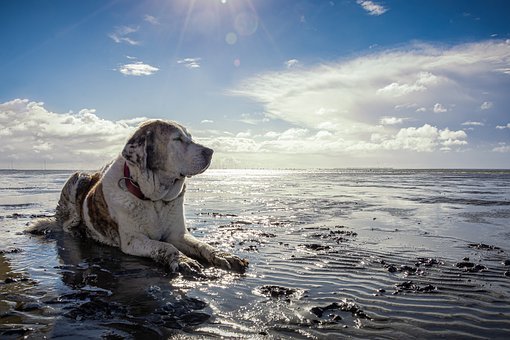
[1,168,510,338]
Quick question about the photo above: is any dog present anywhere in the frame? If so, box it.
[36,119,248,274]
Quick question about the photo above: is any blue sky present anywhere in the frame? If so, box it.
[1,0,510,169]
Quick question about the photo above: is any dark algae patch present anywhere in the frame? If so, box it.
[310,300,370,319]
[415,257,443,267]
[0,248,23,255]
[377,257,444,276]
[394,280,437,294]
[299,243,331,251]
[455,261,488,272]
[256,285,302,300]
[468,243,503,251]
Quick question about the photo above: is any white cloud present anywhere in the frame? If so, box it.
[395,103,418,110]
[379,124,467,152]
[480,101,493,110]
[357,0,388,16]
[281,128,309,140]
[109,26,140,45]
[0,99,145,168]
[462,121,484,126]
[238,112,270,125]
[356,126,468,152]
[233,41,510,145]
[201,119,214,124]
[442,139,467,147]
[177,58,201,69]
[33,142,52,152]
[268,128,309,141]
[493,143,510,153]
[144,15,159,25]
[316,121,338,131]
[204,136,260,153]
[315,107,337,116]
[377,72,439,97]
[228,40,510,164]
[433,103,448,113]
[117,117,148,126]
[5,39,510,169]
[118,61,159,76]
[264,131,280,139]
[236,131,251,138]
[285,59,300,68]
[377,82,423,96]
[196,123,467,157]
[380,116,404,125]
[314,130,333,140]
[439,128,467,140]
[385,125,439,152]
[0,99,479,168]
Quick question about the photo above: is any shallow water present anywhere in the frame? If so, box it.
[1,169,510,339]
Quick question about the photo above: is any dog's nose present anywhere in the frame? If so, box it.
[202,147,214,159]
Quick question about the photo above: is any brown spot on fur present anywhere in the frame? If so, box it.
[86,182,120,243]
[77,173,100,208]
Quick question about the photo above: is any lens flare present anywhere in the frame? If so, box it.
[234,12,258,36]
[225,32,237,45]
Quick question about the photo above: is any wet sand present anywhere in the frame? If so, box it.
[1,169,510,339]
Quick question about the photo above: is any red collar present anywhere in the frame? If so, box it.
[123,162,149,200]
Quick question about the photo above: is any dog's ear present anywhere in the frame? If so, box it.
[145,130,163,170]
[121,130,147,168]
[122,127,161,171]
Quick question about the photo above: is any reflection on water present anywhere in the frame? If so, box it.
[1,169,510,338]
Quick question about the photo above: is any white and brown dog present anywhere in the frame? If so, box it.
[42,119,248,274]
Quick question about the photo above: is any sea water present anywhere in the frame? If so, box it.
[0,169,509,338]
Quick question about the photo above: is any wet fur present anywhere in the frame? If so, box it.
[30,120,248,274]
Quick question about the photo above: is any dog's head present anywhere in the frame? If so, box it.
[121,119,213,201]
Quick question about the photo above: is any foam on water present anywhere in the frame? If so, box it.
[1,169,510,338]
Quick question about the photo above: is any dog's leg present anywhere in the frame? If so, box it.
[119,231,203,274]
[171,234,249,273]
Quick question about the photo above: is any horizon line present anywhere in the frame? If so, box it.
[1,167,510,171]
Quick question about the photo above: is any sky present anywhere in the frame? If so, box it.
[1,0,510,169]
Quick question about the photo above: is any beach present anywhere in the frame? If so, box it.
[1,168,510,339]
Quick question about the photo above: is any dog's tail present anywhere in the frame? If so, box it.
[27,217,60,235]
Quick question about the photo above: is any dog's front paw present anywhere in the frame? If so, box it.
[213,252,249,273]
[177,254,204,277]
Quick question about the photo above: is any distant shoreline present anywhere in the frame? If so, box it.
[1,168,509,172]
